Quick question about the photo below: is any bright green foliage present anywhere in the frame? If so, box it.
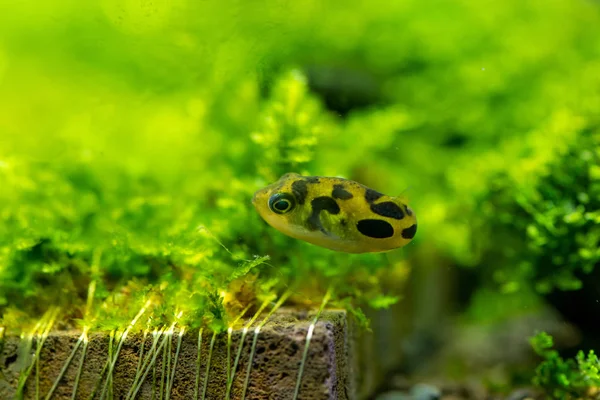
[251,70,336,182]
[466,131,600,294]
[531,332,600,399]
[1,0,600,332]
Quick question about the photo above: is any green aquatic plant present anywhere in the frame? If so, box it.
[530,331,600,399]
[0,65,399,334]
[1,0,600,343]
[465,127,600,295]
[251,69,336,182]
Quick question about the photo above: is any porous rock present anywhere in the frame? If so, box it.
[0,308,359,399]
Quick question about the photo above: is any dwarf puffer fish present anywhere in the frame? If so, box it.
[252,173,417,253]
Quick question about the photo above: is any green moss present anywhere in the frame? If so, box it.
[1,0,600,334]
[531,332,600,399]
[464,129,600,295]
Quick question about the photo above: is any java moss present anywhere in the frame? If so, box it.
[0,69,399,334]
[530,332,600,400]
[462,128,600,296]
[1,0,600,386]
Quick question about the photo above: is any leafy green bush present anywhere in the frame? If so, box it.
[461,129,600,295]
[531,331,600,399]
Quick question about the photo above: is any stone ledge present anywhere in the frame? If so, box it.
[0,308,358,400]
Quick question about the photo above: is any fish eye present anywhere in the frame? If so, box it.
[268,193,296,214]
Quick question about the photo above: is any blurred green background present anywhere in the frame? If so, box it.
[1,0,600,396]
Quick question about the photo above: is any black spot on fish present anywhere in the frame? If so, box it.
[313,196,340,214]
[307,196,340,232]
[365,188,383,203]
[291,177,321,205]
[332,184,353,200]
[291,180,309,205]
[356,219,394,239]
[370,201,404,220]
[401,224,417,239]
[405,206,413,216]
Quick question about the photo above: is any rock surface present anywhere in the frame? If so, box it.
[0,308,359,400]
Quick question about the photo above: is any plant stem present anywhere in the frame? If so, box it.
[194,328,203,400]
[44,330,87,400]
[16,308,59,399]
[241,291,291,400]
[159,329,169,400]
[126,323,175,400]
[293,287,332,400]
[71,331,89,400]
[124,327,165,400]
[100,300,151,400]
[166,327,185,400]
[134,329,148,392]
[226,297,274,399]
[201,331,217,400]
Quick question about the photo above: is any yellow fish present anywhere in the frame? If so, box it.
[252,173,417,253]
